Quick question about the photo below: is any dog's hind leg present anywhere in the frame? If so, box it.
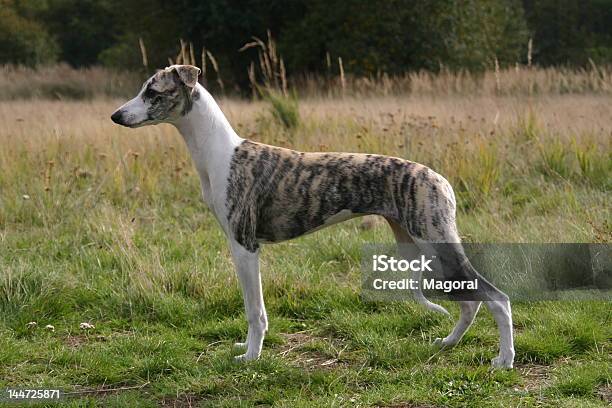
[392,169,514,368]
[418,227,514,368]
[432,301,481,348]
[423,235,514,367]
[388,219,483,349]
[229,240,268,361]
[486,298,515,368]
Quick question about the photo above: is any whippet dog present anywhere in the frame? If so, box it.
[110,65,515,368]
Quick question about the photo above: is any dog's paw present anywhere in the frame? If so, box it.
[491,354,514,369]
[234,352,259,363]
[233,342,247,349]
[432,337,455,348]
[234,354,247,363]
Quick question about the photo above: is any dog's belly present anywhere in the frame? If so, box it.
[256,209,363,243]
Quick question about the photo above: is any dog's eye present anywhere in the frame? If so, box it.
[144,89,158,99]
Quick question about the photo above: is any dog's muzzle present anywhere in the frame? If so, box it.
[110,110,124,125]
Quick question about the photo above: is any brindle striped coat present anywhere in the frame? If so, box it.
[226,140,458,252]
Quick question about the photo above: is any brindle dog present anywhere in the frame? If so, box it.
[111,65,515,368]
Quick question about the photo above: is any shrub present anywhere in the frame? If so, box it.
[264,91,300,130]
[0,5,58,66]
[539,141,571,179]
[574,143,611,189]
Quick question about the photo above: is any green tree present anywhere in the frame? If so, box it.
[98,0,183,70]
[279,0,412,75]
[522,0,612,66]
[40,0,117,67]
[99,0,306,88]
[409,0,529,70]
[280,0,528,75]
[8,0,611,81]
[0,1,58,66]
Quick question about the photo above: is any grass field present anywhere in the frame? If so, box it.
[0,67,610,407]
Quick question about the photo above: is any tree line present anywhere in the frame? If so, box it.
[1,0,611,86]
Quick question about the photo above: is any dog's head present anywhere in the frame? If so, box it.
[111,65,201,128]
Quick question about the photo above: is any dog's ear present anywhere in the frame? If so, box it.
[172,65,201,88]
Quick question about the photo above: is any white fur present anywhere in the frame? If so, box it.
[174,85,267,361]
[174,85,242,222]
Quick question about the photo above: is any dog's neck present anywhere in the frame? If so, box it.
[173,84,242,180]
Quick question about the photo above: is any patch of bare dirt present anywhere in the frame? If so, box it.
[277,331,348,370]
[64,382,150,398]
[597,383,611,403]
[159,394,205,408]
[516,363,552,392]
[64,334,89,348]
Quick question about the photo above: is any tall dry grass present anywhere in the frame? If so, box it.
[296,65,612,98]
[0,64,142,100]
[0,63,609,243]
[1,94,609,233]
[2,64,612,100]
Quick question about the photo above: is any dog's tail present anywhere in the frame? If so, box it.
[412,267,450,316]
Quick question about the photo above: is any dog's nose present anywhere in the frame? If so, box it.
[110,110,123,124]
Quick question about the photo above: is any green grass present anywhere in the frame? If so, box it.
[0,96,610,407]
[1,193,610,406]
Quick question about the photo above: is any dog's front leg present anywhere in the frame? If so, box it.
[230,240,268,361]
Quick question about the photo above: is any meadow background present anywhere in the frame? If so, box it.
[0,63,610,407]
[1,0,611,407]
